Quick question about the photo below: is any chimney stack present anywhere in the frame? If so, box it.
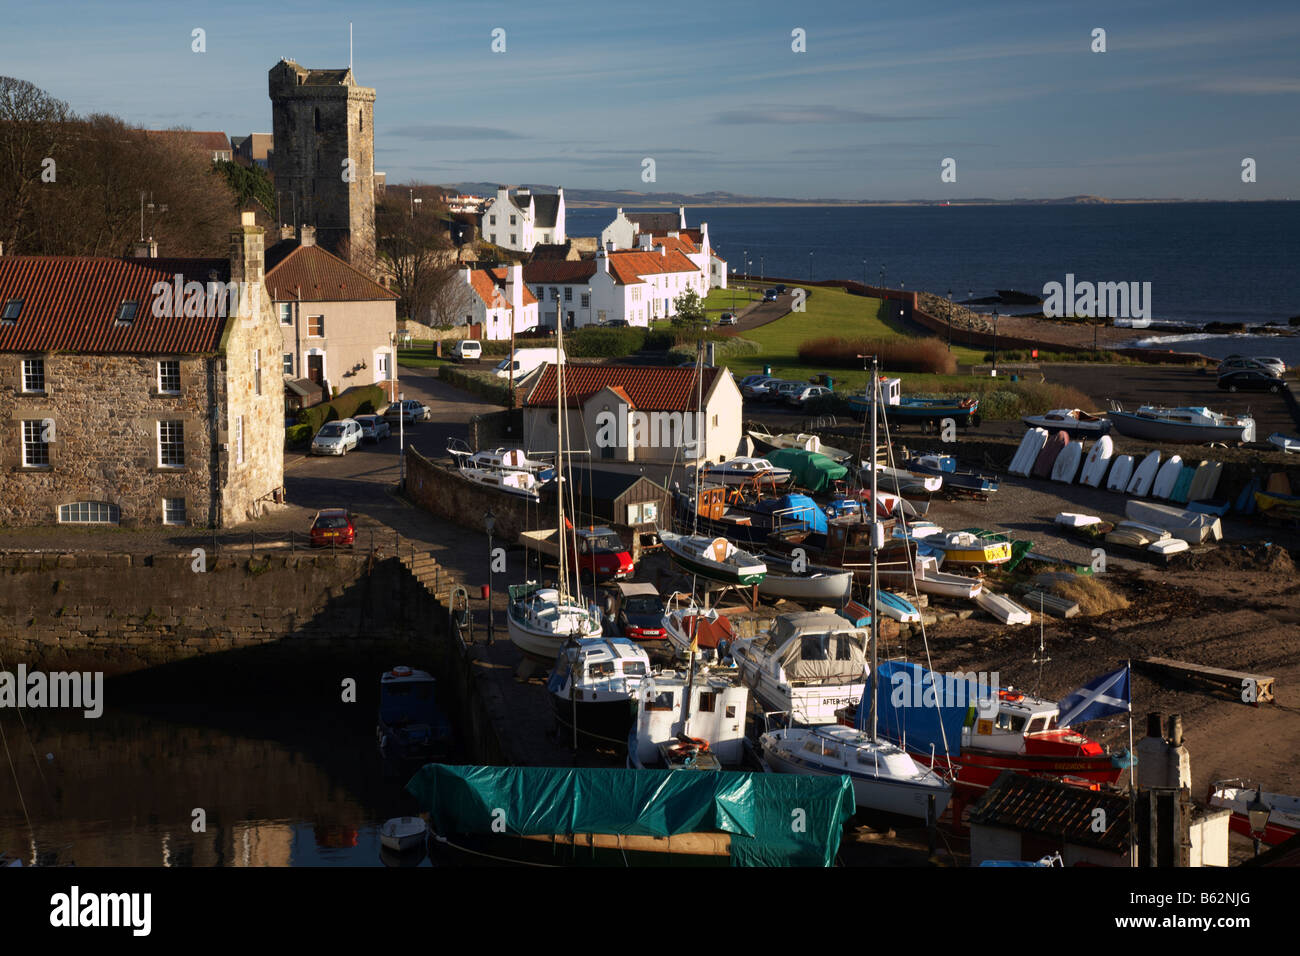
[508,263,523,319]
[228,211,265,321]
[298,224,316,247]
[133,240,158,258]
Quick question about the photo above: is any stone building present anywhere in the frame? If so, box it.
[269,59,376,271]
[0,213,285,528]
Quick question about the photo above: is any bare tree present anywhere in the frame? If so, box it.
[0,76,72,252]
[376,185,465,323]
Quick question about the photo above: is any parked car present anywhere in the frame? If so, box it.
[602,318,630,327]
[774,284,787,294]
[310,509,355,548]
[763,289,779,302]
[1218,369,1286,393]
[311,418,363,456]
[742,376,781,400]
[384,399,431,424]
[1217,355,1286,376]
[450,339,482,362]
[718,312,737,326]
[738,373,770,390]
[770,381,807,402]
[788,385,832,406]
[616,588,667,641]
[354,414,391,442]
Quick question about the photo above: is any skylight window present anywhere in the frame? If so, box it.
[1,298,22,323]
[116,300,138,324]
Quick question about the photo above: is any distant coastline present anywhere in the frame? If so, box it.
[565,198,1296,209]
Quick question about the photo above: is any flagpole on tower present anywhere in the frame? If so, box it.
[1127,658,1137,866]
[349,22,353,71]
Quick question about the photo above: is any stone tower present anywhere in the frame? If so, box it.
[268,59,375,270]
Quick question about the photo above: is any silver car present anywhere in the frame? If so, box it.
[311,418,363,456]
[384,399,431,424]
[354,414,391,442]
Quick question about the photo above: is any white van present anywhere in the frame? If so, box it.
[492,348,567,380]
[450,339,482,362]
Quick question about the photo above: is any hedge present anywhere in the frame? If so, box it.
[295,383,387,435]
[285,424,311,446]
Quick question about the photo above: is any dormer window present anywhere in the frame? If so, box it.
[116,301,138,324]
[1,298,21,323]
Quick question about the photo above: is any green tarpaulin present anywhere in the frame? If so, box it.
[406,764,857,867]
[766,449,849,494]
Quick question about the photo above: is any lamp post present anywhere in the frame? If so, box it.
[760,254,765,281]
[898,280,905,319]
[991,310,1000,376]
[731,268,736,311]
[808,252,813,282]
[743,249,748,280]
[398,390,406,484]
[1247,787,1271,857]
[484,511,496,645]
[968,289,974,342]
[947,289,953,352]
[409,189,422,218]
[586,285,593,328]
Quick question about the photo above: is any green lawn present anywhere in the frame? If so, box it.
[722,286,986,389]
[395,341,455,370]
[705,285,760,315]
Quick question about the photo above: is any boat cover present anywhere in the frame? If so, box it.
[750,494,829,534]
[405,764,856,867]
[766,449,848,494]
[861,660,977,759]
[770,613,868,681]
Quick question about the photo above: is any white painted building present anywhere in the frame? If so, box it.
[482,186,566,253]
[461,264,540,340]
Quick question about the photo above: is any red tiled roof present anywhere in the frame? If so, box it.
[266,243,398,302]
[0,256,232,354]
[635,233,699,256]
[466,268,538,309]
[607,249,699,284]
[526,365,719,410]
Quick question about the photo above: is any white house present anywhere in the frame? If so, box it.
[523,365,742,467]
[482,186,566,253]
[600,207,686,250]
[461,264,539,340]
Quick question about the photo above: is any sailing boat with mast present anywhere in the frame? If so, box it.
[760,357,952,820]
[506,319,602,662]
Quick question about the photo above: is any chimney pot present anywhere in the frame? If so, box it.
[298,225,316,247]
[1167,714,1183,746]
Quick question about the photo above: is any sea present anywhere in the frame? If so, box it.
[566,202,1300,365]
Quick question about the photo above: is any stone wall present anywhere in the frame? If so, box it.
[0,550,413,674]
[405,446,536,541]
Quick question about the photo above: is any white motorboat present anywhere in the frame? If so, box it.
[731,611,868,725]
[379,816,428,853]
[699,456,792,487]
[659,530,767,586]
[1021,408,1112,438]
[548,637,650,747]
[756,552,854,603]
[746,424,854,464]
[447,440,556,481]
[912,554,983,599]
[859,461,943,495]
[627,668,749,769]
[761,723,952,819]
[1107,403,1256,444]
[507,585,602,662]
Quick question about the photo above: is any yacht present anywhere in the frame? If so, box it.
[548,637,651,748]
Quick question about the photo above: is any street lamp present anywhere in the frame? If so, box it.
[731,267,736,310]
[398,390,406,483]
[1247,787,1271,857]
[899,280,905,318]
[484,511,496,645]
[991,310,1000,376]
[409,189,422,218]
[586,286,592,328]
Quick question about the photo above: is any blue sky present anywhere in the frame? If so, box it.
[4,0,1298,199]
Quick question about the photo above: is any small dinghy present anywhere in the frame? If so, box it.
[1050,440,1085,483]
[1148,538,1189,557]
[1079,435,1114,487]
[660,531,767,586]
[1010,428,1049,476]
[1127,450,1162,497]
[1268,433,1300,454]
[912,554,982,599]
[1031,430,1070,479]
[1106,454,1135,492]
[1152,455,1184,499]
[976,591,1031,625]
[757,553,854,603]
[1055,512,1102,528]
[874,590,921,623]
[1105,521,1170,549]
[380,816,428,853]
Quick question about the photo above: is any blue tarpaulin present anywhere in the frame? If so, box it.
[863,660,979,759]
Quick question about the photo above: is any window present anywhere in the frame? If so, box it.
[59,501,119,524]
[158,420,184,468]
[489,215,496,225]
[697,692,717,713]
[22,420,50,466]
[116,301,138,324]
[580,293,589,308]
[646,691,675,712]
[725,705,736,719]
[307,315,324,337]
[509,234,516,245]
[1,298,22,322]
[283,352,293,375]
[509,215,516,226]
[235,416,244,464]
[158,360,181,394]
[278,303,292,325]
[21,358,44,393]
[163,498,186,525]
[254,350,262,395]
[550,288,559,301]
[564,288,572,301]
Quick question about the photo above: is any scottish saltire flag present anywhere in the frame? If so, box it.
[1057,664,1130,728]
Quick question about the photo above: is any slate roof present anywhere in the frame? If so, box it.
[265,242,398,302]
[525,365,720,411]
[628,211,682,233]
[0,256,232,354]
[532,193,561,228]
[529,242,576,261]
[523,260,597,284]
[969,772,1131,853]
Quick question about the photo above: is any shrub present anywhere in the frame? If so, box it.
[295,383,386,435]
[799,336,957,375]
[440,365,512,405]
[285,424,311,446]
[667,337,762,364]
[1048,575,1130,616]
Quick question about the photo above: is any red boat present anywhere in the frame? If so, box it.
[1208,780,1300,847]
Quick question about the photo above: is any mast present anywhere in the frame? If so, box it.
[869,356,879,743]
[692,339,704,536]
[555,314,567,602]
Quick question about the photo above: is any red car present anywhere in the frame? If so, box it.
[310,509,355,547]
[572,525,634,580]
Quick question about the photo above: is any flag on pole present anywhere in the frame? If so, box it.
[1057,664,1130,728]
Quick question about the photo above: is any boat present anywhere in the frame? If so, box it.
[847,379,980,428]
[699,456,792,487]
[1010,428,1049,476]
[628,668,749,769]
[922,530,1011,567]
[1207,780,1300,847]
[1125,500,1222,543]
[875,590,921,623]
[912,554,982,598]
[838,661,1125,799]
[377,666,454,763]
[453,464,545,500]
[755,552,854,604]
[1186,460,1223,501]
[1255,489,1300,522]
[766,517,919,588]
[1107,403,1256,444]
[548,637,651,748]
[858,488,927,518]
[507,583,603,662]
[1106,454,1135,492]
[905,455,999,495]
[1079,434,1114,487]
[408,764,857,867]
[447,440,556,482]
[379,816,428,853]
[745,424,854,464]
[1152,455,1184,499]
[1127,449,1162,497]
[976,591,1032,625]
[661,598,737,660]
[659,530,767,586]
[1104,521,1170,549]
[1268,433,1300,454]
[1050,440,1084,483]
[672,484,826,548]
[1021,408,1113,438]
[1031,431,1070,479]
[859,461,943,496]
[731,611,869,725]
[765,447,849,493]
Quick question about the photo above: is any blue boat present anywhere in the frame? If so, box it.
[906,455,1000,495]
[848,380,980,427]
[675,486,827,547]
[378,666,454,763]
